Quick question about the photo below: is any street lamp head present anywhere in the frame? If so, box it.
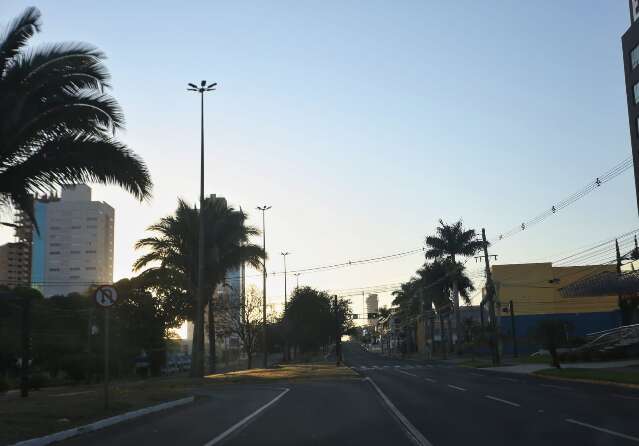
[257,205,272,211]
[281,251,290,256]
[201,80,206,86]
[188,83,198,89]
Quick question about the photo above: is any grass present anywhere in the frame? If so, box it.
[204,363,357,383]
[534,368,639,386]
[0,363,355,444]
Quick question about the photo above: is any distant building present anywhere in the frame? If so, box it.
[31,184,114,297]
[366,293,379,316]
[0,210,33,288]
[490,263,620,353]
[622,0,639,213]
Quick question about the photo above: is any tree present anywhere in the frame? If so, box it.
[533,320,568,369]
[133,197,264,377]
[217,285,262,369]
[0,7,151,222]
[425,219,483,353]
[283,287,351,356]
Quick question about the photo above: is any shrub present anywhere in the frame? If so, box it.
[0,376,8,394]
[29,372,49,390]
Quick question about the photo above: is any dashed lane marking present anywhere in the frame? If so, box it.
[484,395,521,407]
[497,377,519,382]
[397,369,418,378]
[423,377,437,383]
[565,418,639,443]
[447,385,466,391]
[540,384,573,391]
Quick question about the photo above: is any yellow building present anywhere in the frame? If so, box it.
[490,263,621,352]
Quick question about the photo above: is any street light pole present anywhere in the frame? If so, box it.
[294,272,300,290]
[188,80,217,377]
[257,205,271,368]
[281,252,290,306]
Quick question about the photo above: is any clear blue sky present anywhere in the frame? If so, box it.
[1,1,637,311]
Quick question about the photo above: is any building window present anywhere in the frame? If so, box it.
[70,267,80,271]
[49,268,60,272]
[87,217,98,221]
[86,267,96,270]
[69,275,80,280]
[633,45,639,70]
[49,251,60,255]
[71,225,81,229]
[86,250,96,254]
[87,225,97,229]
[70,250,81,254]
[50,243,60,247]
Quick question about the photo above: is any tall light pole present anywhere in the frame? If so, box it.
[257,205,271,368]
[281,252,290,306]
[294,272,300,290]
[187,80,216,377]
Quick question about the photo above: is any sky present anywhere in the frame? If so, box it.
[1,1,638,316]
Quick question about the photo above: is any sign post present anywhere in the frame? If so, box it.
[94,285,118,409]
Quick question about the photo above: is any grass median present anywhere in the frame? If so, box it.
[534,368,639,386]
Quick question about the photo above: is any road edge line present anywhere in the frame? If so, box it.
[10,396,195,446]
[203,388,290,446]
[364,377,433,446]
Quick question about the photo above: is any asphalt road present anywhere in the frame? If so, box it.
[53,343,639,446]
[343,342,639,446]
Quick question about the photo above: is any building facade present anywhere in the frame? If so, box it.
[31,184,114,297]
[366,293,379,316]
[491,263,620,353]
[0,242,31,287]
[622,0,639,213]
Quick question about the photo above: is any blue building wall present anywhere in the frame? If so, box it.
[499,310,621,354]
[30,201,46,293]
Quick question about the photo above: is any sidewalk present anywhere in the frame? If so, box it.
[481,359,639,374]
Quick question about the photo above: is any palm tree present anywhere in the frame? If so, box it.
[425,219,483,353]
[134,197,264,376]
[0,7,152,221]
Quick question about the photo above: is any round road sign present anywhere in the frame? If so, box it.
[95,285,118,307]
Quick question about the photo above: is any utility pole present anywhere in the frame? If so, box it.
[509,300,518,358]
[334,295,341,366]
[281,252,290,307]
[481,228,500,366]
[187,80,217,378]
[20,293,31,398]
[281,251,290,362]
[257,205,271,368]
[103,307,110,409]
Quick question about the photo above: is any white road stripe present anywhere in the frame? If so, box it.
[613,393,639,401]
[565,418,639,443]
[485,395,520,407]
[497,377,519,382]
[397,369,418,377]
[447,385,466,391]
[540,384,572,391]
[424,377,437,383]
[203,388,290,445]
[365,377,433,446]
[394,365,401,368]
[470,372,484,377]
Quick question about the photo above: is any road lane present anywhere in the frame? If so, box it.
[344,342,638,445]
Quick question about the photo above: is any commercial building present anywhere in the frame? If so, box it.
[490,263,620,353]
[622,0,639,213]
[0,210,33,287]
[31,184,114,297]
[366,293,379,316]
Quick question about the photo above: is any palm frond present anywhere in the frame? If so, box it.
[0,7,41,74]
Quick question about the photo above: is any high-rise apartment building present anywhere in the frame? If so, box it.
[31,184,114,297]
[366,293,379,316]
[622,0,639,213]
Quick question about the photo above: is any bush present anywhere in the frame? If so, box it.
[29,372,49,390]
[0,376,8,394]
[60,354,87,382]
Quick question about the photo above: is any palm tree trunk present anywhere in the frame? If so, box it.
[439,313,447,359]
[446,314,453,353]
[452,279,463,355]
[208,295,216,374]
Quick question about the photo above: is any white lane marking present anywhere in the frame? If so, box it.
[470,372,484,377]
[484,395,521,407]
[397,369,418,377]
[447,385,466,391]
[365,377,433,446]
[565,418,639,443]
[203,388,290,446]
[423,377,437,383]
[613,393,639,401]
[497,377,519,382]
[394,365,401,368]
[49,390,95,397]
[540,384,572,391]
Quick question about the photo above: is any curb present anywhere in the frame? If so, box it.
[10,396,195,446]
[532,372,639,390]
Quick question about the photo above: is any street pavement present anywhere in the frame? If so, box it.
[53,343,639,446]
[343,342,639,445]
